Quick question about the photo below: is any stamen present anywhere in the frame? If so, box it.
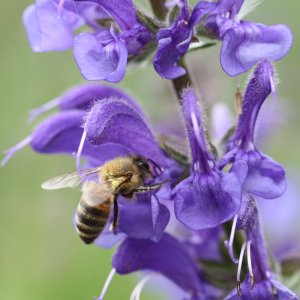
[57,0,65,17]
[224,215,239,263]
[237,241,247,296]
[28,97,60,123]
[76,130,87,172]
[96,268,116,300]
[246,241,254,290]
[1,135,32,166]
[130,274,156,300]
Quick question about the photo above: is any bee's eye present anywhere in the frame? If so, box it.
[136,160,150,171]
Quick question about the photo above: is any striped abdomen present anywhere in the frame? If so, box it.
[75,198,111,244]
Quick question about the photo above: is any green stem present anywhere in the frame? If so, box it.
[171,59,194,104]
[149,0,168,21]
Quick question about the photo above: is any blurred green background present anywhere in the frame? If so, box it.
[0,1,299,299]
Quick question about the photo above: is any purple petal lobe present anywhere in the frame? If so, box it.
[75,0,137,30]
[244,153,287,199]
[173,170,242,230]
[189,1,216,26]
[153,27,192,79]
[73,29,127,82]
[31,110,85,153]
[220,22,293,76]
[84,98,167,166]
[57,83,143,115]
[186,227,222,261]
[112,233,203,293]
[118,195,170,242]
[153,2,191,79]
[30,110,130,165]
[23,0,83,52]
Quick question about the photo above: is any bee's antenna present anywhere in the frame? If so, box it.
[147,158,162,176]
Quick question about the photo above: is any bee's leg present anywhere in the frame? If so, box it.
[110,177,131,235]
[112,195,119,235]
[133,182,164,193]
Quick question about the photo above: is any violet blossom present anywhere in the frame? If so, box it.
[113,233,221,300]
[172,88,247,230]
[153,0,292,78]
[220,60,286,199]
[203,0,293,76]
[23,0,153,82]
[225,194,297,299]
[5,0,299,299]
[153,0,216,79]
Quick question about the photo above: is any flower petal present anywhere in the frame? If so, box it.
[189,1,216,26]
[29,83,144,122]
[233,60,274,145]
[112,233,203,293]
[57,83,143,115]
[23,0,83,52]
[30,110,130,164]
[84,98,167,166]
[153,27,192,79]
[118,195,170,242]
[244,153,287,199]
[153,2,191,79]
[173,171,242,230]
[75,0,138,30]
[73,29,127,82]
[220,22,293,76]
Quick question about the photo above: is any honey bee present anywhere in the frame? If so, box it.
[42,155,163,244]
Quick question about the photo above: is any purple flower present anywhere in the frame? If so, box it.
[221,60,286,199]
[203,0,293,76]
[225,194,297,299]
[153,0,292,78]
[73,28,128,82]
[2,84,182,243]
[22,0,104,52]
[153,0,216,79]
[113,233,221,299]
[23,0,153,82]
[73,0,153,82]
[172,88,247,230]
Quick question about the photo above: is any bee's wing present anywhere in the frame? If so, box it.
[41,167,101,190]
